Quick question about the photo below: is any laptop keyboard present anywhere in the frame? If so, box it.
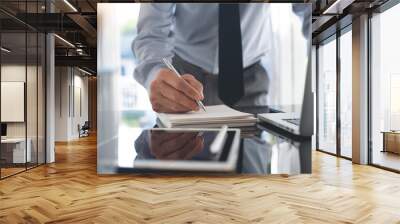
[284,118,301,126]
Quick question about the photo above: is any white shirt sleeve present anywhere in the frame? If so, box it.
[132,3,175,90]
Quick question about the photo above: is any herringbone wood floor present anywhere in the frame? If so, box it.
[1,134,400,224]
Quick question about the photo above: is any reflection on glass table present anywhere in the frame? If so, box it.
[98,120,311,175]
[136,130,220,161]
[148,131,205,160]
[118,129,240,173]
[239,128,311,175]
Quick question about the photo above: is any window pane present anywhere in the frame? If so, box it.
[371,3,400,171]
[318,37,337,154]
[340,29,352,158]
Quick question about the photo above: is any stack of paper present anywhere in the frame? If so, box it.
[157,105,257,128]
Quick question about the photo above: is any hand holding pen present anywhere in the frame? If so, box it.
[147,58,206,113]
[162,58,206,112]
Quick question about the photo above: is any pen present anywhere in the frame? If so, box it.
[210,125,228,154]
[162,58,207,112]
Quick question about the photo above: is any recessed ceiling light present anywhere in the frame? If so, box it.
[1,47,11,53]
[322,0,355,15]
[78,67,92,76]
[63,0,78,12]
[54,34,75,48]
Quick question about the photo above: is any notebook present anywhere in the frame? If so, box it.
[157,105,257,128]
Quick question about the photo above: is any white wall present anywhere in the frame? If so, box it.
[1,63,47,163]
[1,65,26,141]
[71,73,89,138]
[1,65,39,138]
[54,67,89,141]
[55,66,69,141]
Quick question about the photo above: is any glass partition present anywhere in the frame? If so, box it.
[339,28,352,158]
[0,1,46,179]
[317,36,337,155]
[1,30,28,177]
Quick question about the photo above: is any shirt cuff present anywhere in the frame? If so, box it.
[144,64,167,90]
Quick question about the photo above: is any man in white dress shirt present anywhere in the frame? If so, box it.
[133,3,309,113]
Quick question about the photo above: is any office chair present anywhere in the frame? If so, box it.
[79,121,90,138]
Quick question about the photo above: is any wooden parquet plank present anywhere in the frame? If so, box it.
[1,134,400,223]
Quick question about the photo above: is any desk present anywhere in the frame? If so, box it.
[382,131,400,154]
[98,106,312,175]
[1,138,31,164]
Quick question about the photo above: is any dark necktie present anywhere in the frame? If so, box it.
[218,3,244,106]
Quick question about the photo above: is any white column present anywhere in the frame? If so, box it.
[45,0,56,163]
[46,33,55,163]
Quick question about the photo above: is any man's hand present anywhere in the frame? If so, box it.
[149,68,204,113]
[149,131,204,160]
